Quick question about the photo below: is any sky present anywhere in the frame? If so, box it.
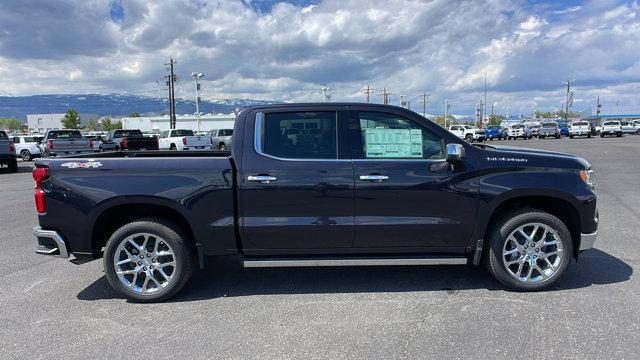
[0,0,639,116]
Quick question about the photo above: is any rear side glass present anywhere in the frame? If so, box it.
[261,112,337,159]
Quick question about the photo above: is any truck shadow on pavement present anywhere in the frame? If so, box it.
[77,249,632,302]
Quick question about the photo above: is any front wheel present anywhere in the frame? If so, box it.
[465,134,473,142]
[218,143,227,150]
[485,209,573,291]
[103,218,195,302]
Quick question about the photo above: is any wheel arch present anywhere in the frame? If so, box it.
[90,199,199,265]
[480,193,582,259]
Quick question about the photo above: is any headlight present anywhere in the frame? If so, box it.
[580,169,595,188]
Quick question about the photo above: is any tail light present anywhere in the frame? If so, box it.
[122,137,129,149]
[89,139,94,149]
[182,137,187,145]
[48,139,54,150]
[156,138,159,148]
[9,141,15,153]
[33,167,50,213]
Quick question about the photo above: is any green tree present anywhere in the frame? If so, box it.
[113,120,123,130]
[87,120,97,131]
[128,112,141,117]
[101,116,113,131]
[61,109,81,129]
[6,118,22,131]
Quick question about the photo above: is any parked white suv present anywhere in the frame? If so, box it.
[11,135,44,161]
[569,121,592,138]
[158,129,213,151]
[600,121,622,138]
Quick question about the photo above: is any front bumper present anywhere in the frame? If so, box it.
[579,231,598,251]
[33,226,69,258]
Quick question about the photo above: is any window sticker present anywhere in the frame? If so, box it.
[364,128,423,158]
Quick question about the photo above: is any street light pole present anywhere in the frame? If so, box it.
[444,99,450,128]
[191,72,204,132]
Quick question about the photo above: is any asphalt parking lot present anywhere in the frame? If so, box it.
[0,136,638,359]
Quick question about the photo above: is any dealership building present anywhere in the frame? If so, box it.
[580,105,640,124]
[122,114,235,133]
[26,113,99,133]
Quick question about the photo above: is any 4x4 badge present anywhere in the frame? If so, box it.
[61,161,103,169]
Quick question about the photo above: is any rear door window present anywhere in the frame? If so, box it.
[260,111,338,159]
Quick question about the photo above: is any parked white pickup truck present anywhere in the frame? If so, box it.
[448,125,484,142]
[569,121,592,138]
[157,129,213,151]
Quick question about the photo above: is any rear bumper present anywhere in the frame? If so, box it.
[33,226,69,258]
[0,154,17,161]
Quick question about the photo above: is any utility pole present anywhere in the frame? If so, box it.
[596,95,601,126]
[563,79,575,121]
[191,72,204,132]
[165,58,178,129]
[444,99,450,128]
[362,85,374,103]
[321,87,331,102]
[419,93,429,117]
[380,88,392,105]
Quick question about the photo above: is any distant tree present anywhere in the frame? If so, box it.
[61,109,81,129]
[87,120,97,131]
[0,118,6,129]
[128,112,141,117]
[488,115,503,125]
[113,120,123,130]
[6,118,22,131]
[101,116,113,131]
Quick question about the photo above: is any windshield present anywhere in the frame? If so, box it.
[603,121,619,126]
[48,130,82,139]
[542,123,557,128]
[573,122,589,126]
[172,130,195,137]
[487,126,500,130]
[0,131,8,140]
[218,129,233,136]
[512,125,525,129]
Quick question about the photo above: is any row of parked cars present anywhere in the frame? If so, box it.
[0,128,235,163]
[448,119,640,142]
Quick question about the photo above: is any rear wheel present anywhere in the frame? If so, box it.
[465,134,473,142]
[485,209,573,291]
[218,143,227,150]
[103,218,195,302]
[169,144,177,150]
[20,150,32,161]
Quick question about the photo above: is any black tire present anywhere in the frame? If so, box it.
[8,159,18,173]
[587,134,591,138]
[617,132,622,137]
[600,134,604,138]
[484,209,573,291]
[465,134,473,142]
[218,143,227,150]
[556,135,560,139]
[569,135,574,139]
[20,150,32,161]
[169,144,177,150]
[103,218,195,302]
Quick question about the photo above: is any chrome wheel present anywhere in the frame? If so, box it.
[113,233,177,295]
[502,223,563,284]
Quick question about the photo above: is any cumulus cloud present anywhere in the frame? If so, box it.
[0,0,639,114]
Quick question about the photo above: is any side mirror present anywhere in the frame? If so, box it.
[446,143,465,162]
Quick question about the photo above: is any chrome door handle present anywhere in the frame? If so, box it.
[247,175,277,183]
[359,174,389,182]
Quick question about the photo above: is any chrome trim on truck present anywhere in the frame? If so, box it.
[33,226,69,258]
[243,257,468,268]
[579,231,598,251]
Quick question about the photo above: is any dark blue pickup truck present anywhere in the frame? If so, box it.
[32,103,598,302]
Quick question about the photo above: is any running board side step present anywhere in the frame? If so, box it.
[242,257,468,268]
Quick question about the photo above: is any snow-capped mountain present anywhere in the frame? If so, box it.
[0,94,283,120]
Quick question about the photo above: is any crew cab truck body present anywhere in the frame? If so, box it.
[100,129,159,152]
[33,103,599,302]
[157,129,213,151]
[40,129,94,158]
[0,130,18,172]
[507,124,531,139]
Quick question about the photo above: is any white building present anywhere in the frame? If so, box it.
[122,114,235,133]
[26,113,66,133]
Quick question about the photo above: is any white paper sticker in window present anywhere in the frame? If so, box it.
[364,128,423,158]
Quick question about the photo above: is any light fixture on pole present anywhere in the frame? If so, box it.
[191,72,204,132]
